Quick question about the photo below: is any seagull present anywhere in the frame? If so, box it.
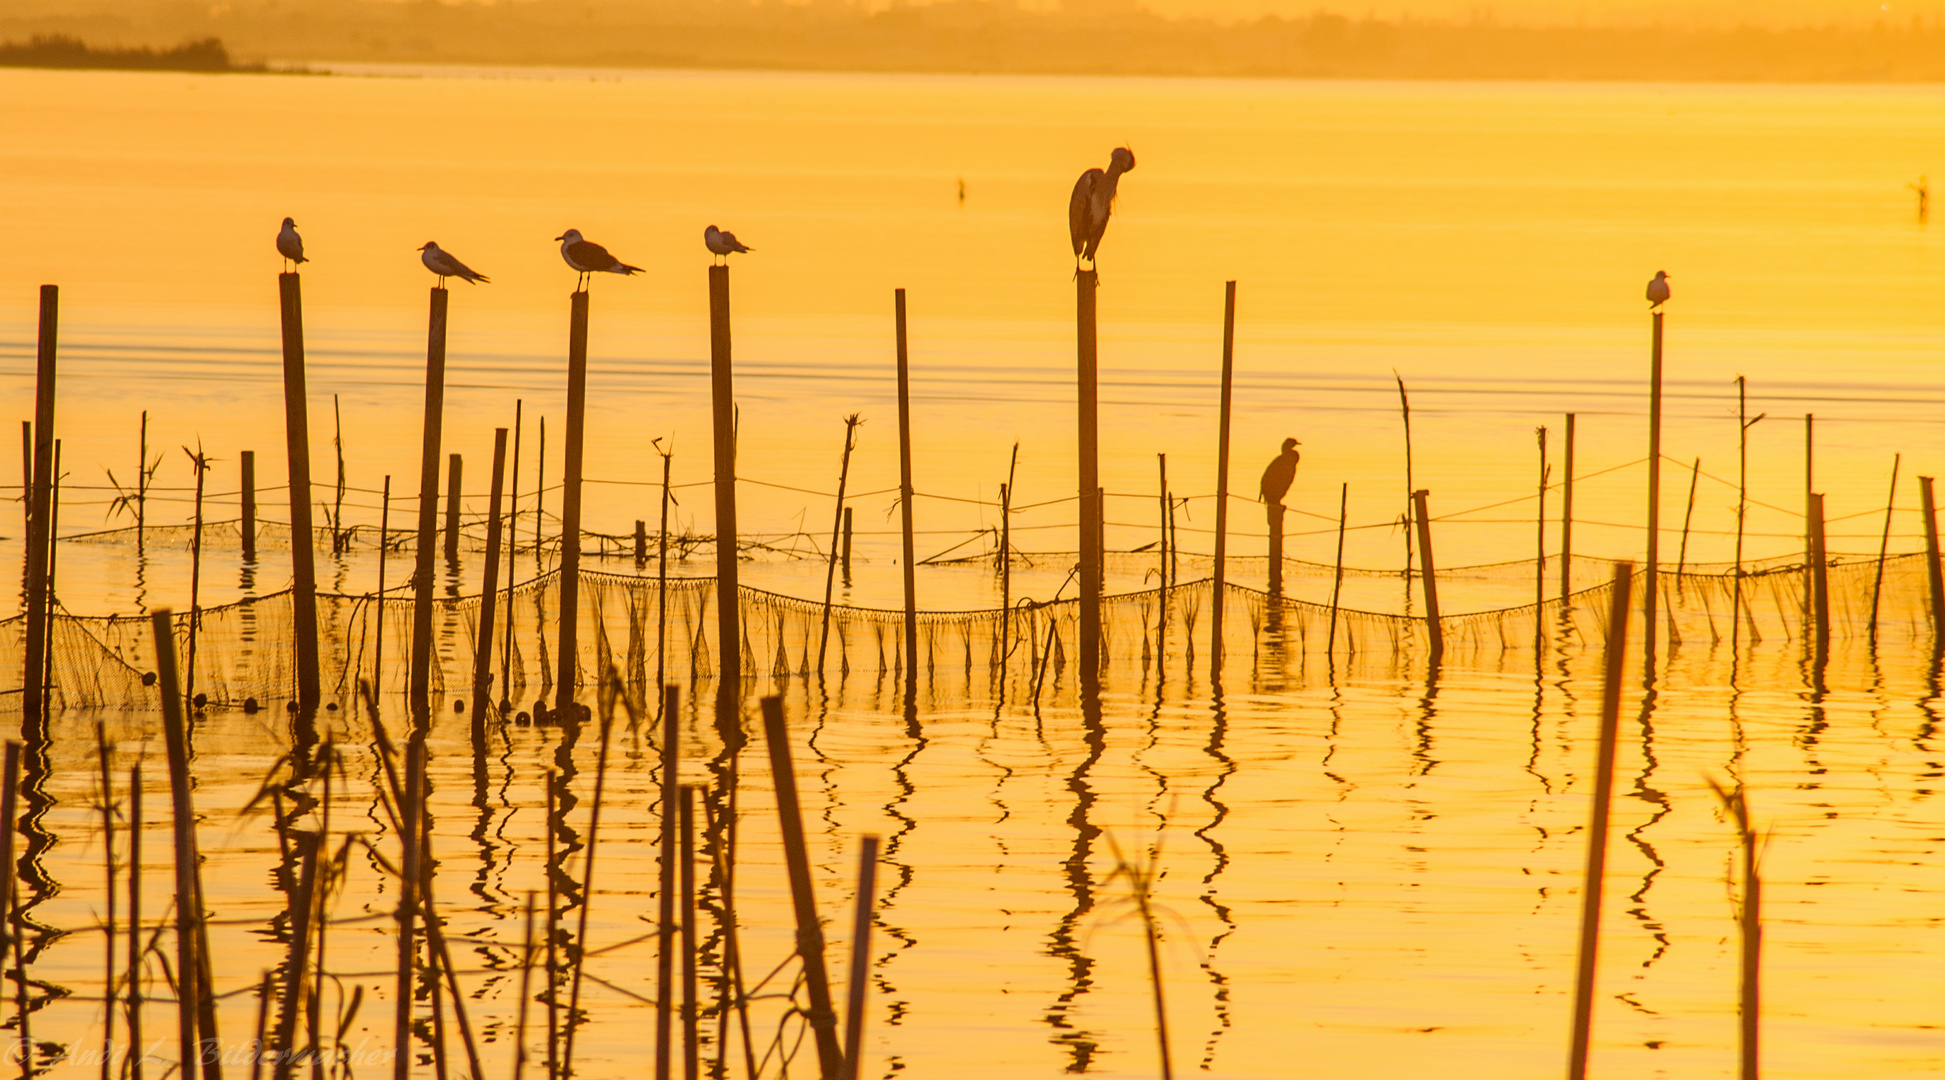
[277,217,306,270]
[555,229,642,291]
[1259,437,1302,507]
[1068,146,1136,273]
[419,242,490,286]
[1646,270,1671,309]
[703,225,752,265]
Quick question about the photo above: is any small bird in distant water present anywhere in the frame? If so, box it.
[419,242,490,286]
[1068,146,1136,274]
[1646,270,1671,309]
[277,217,306,270]
[555,229,641,292]
[704,225,751,265]
[1259,437,1301,507]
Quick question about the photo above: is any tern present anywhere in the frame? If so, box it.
[703,225,751,265]
[1259,437,1302,507]
[277,217,306,270]
[419,242,490,286]
[1646,270,1671,309]
[1068,146,1136,273]
[555,229,642,291]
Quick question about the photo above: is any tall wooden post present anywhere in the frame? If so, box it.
[1412,489,1442,659]
[444,452,463,564]
[556,292,590,714]
[1561,412,1576,603]
[279,274,321,710]
[1077,271,1102,694]
[709,266,742,722]
[841,507,853,580]
[409,287,449,720]
[840,835,882,1080]
[1536,426,1548,616]
[758,697,844,1080]
[1566,563,1635,1080]
[1327,482,1347,659]
[239,450,257,563]
[472,429,508,725]
[895,290,919,690]
[22,286,57,730]
[1808,492,1829,659]
[1267,503,1284,596]
[1645,312,1664,655]
[1922,477,1945,640]
[1210,281,1237,680]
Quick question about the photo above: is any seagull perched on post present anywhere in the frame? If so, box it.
[277,217,306,270]
[1068,146,1136,273]
[419,242,490,286]
[1646,270,1671,310]
[703,225,752,265]
[1259,437,1301,507]
[555,229,641,292]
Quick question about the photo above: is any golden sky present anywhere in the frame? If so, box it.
[1125,0,1935,25]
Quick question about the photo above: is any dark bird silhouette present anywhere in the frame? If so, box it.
[555,228,641,291]
[704,225,751,265]
[277,217,306,269]
[1068,146,1136,271]
[1259,437,1301,506]
[419,242,489,285]
[1646,270,1671,309]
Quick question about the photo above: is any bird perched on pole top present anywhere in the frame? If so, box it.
[419,242,490,286]
[704,225,752,265]
[1646,270,1671,309]
[555,229,642,292]
[277,217,306,270]
[1068,146,1136,274]
[1260,437,1301,507]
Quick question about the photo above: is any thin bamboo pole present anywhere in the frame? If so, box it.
[23,286,56,732]
[1536,426,1548,616]
[655,684,678,1080]
[152,609,221,1080]
[1561,413,1575,603]
[1327,483,1347,659]
[896,290,920,693]
[126,763,142,1080]
[375,477,391,694]
[1677,457,1700,575]
[1211,282,1237,680]
[409,286,449,718]
[758,696,844,1079]
[1809,492,1829,660]
[473,429,509,723]
[1565,562,1635,1080]
[1871,454,1901,631]
[503,401,522,705]
[279,273,320,711]
[839,835,882,1080]
[819,416,862,673]
[97,724,115,1080]
[1645,310,1664,655]
[1412,490,1442,659]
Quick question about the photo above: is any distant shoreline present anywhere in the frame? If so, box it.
[0,35,309,74]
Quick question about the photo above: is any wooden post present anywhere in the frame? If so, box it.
[1645,310,1664,655]
[1536,426,1548,616]
[409,286,449,720]
[634,520,647,567]
[1922,477,1945,641]
[840,835,882,1080]
[22,286,56,732]
[819,416,862,673]
[1805,414,1815,627]
[1412,489,1442,659]
[556,291,590,714]
[1677,457,1700,574]
[1156,454,1169,593]
[896,290,919,690]
[656,683,678,1080]
[1076,272,1102,694]
[472,429,508,724]
[1566,563,1635,1080]
[841,507,853,580]
[709,266,741,722]
[502,400,522,703]
[758,696,845,1080]
[1871,454,1901,631]
[1808,492,1829,658]
[1268,502,1284,597]
[125,763,141,1080]
[444,452,463,564]
[240,450,257,563]
[1561,412,1576,603]
[1211,281,1237,680]
[279,273,321,710]
[152,609,221,1080]
[1328,482,1347,658]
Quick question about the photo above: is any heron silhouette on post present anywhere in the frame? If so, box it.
[1260,436,1300,594]
[1068,146,1136,274]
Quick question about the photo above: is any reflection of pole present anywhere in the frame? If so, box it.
[1412,489,1442,660]
[1077,271,1101,694]
[709,266,742,722]
[1210,282,1237,681]
[896,291,919,692]
[409,287,449,719]
[279,273,320,712]
[840,835,882,1080]
[1566,563,1635,1080]
[555,292,590,713]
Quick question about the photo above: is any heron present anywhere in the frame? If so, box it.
[1259,437,1301,507]
[418,242,490,286]
[277,217,306,270]
[555,229,642,292]
[1068,146,1136,273]
[1646,270,1671,309]
[704,225,752,265]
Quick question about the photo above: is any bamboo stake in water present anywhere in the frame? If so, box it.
[679,786,699,1080]
[1645,308,1665,657]
[1677,457,1700,575]
[375,477,391,694]
[240,448,255,563]
[656,449,672,717]
[472,429,508,724]
[819,415,863,673]
[23,285,57,733]
[1156,453,1168,592]
[1211,283,1237,681]
[1871,453,1901,632]
[561,682,618,1077]
[1327,483,1347,659]
[1566,562,1635,1080]
[1705,779,1762,1080]
[758,696,845,1079]
[1536,426,1548,617]
[97,723,115,1080]
[1395,373,1415,589]
[444,452,463,565]
[557,291,591,715]
[1809,492,1830,662]
[1412,490,1442,660]
[279,273,320,711]
[1075,275,1102,695]
[137,410,149,553]
[409,286,450,719]
[152,609,221,1079]
[127,764,142,1080]
[708,265,742,724]
[503,399,522,704]
[1560,413,1576,603]
[840,835,881,1080]
[1733,379,1765,653]
[655,685,678,1080]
